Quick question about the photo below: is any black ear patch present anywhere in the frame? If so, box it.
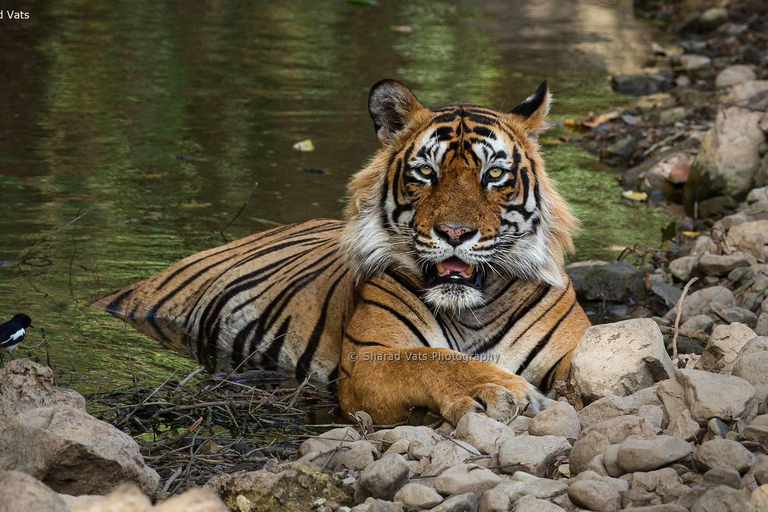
[509,80,549,119]
[368,79,424,145]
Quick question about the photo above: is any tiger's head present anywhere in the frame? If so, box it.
[341,80,578,312]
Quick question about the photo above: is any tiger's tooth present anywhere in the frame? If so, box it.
[465,264,475,275]
[436,262,446,275]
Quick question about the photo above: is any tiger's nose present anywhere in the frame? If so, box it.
[434,224,479,246]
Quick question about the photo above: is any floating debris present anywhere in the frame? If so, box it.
[292,139,315,152]
[622,190,648,202]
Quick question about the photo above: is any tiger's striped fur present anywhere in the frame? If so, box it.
[94,80,590,424]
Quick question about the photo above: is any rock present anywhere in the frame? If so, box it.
[681,315,714,335]
[429,493,477,512]
[696,323,758,374]
[155,488,228,512]
[665,409,701,440]
[299,427,362,456]
[496,435,571,477]
[698,195,739,219]
[637,405,663,430]
[694,439,755,474]
[394,483,443,510]
[711,305,759,328]
[669,256,698,282]
[571,319,676,402]
[428,440,480,470]
[672,286,735,324]
[508,417,531,436]
[602,444,622,477]
[434,464,501,497]
[566,261,647,302]
[570,431,611,476]
[678,54,711,71]
[747,187,768,204]
[716,65,756,89]
[578,386,661,429]
[70,484,152,511]
[356,454,410,502]
[567,480,621,512]
[510,472,568,499]
[709,418,730,437]
[0,359,86,417]
[651,282,683,308]
[658,107,687,126]
[698,253,752,277]
[616,436,693,472]
[582,415,657,444]
[723,80,768,106]
[752,484,768,511]
[0,471,69,512]
[612,73,672,96]
[687,106,765,200]
[744,415,768,445]
[727,221,768,247]
[703,468,742,489]
[631,468,682,493]
[207,464,353,512]
[299,440,378,471]
[0,405,159,496]
[454,413,514,455]
[353,498,405,512]
[676,369,757,424]
[528,401,580,439]
[375,426,442,448]
[697,7,728,29]
[690,485,754,512]
[756,314,768,337]
[733,337,768,406]
[512,495,565,512]
[606,136,638,161]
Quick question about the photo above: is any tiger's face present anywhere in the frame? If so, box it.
[342,80,578,312]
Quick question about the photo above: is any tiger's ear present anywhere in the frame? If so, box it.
[508,80,551,135]
[368,80,426,146]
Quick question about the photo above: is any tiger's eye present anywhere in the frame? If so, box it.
[487,168,504,179]
[418,166,434,177]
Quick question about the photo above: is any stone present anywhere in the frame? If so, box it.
[429,493,477,512]
[703,468,742,489]
[631,468,682,493]
[528,401,580,439]
[376,426,442,448]
[716,65,756,89]
[676,369,757,424]
[748,187,768,204]
[0,360,85,417]
[611,73,672,96]
[0,405,159,496]
[678,54,711,71]
[658,107,687,125]
[651,282,683,308]
[571,319,675,402]
[616,436,693,473]
[606,136,638,161]
[299,427,362,456]
[0,471,69,512]
[567,480,621,512]
[570,431,611,476]
[733,337,768,408]
[511,495,565,512]
[453,413,514,455]
[298,440,378,471]
[690,485,754,512]
[496,435,571,477]
[394,483,443,510]
[657,377,688,428]
[727,221,768,247]
[577,386,661,429]
[356,453,410,502]
[666,410,701,444]
[582,415,657,444]
[752,484,768,511]
[508,417,531,436]
[672,286,735,324]
[603,444,622,477]
[694,439,755,474]
[696,323,758,374]
[510,472,568,499]
[70,484,152,512]
[711,305,759,328]
[756,314,768,337]
[723,80,768,107]
[352,498,405,512]
[566,260,647,302]
[744,416,768,445]
[698,253,752,277]
[681,315,714,335]
[669,256,698,282]
[428,440,480,470]
[155,488,228,511]
[637,405,664,430]
[687,107,765,200]
[698,7,729,31]
[434,464,501,497]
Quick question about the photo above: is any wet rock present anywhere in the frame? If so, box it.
[698,253,752,277]
[570,431,611,475]
[511,495,564,512]
[676,369,757,424]
[571,319,675,402]
[567,480,621,512]
[454,413,514,455]
[687,106,766,200]
[434,464,501,497]
[528,401,580,439]
[669,256,698,282]
[672,286,735,324]
[651,282,683,308]
[665,409,700,440]
[0,471,69,512]
[690,485,754,512]
[733,337,768,407]
[616,435,693,473]
[566,260,646,302]
[356,453,410,502]
[497,435,571,477]
[612,73,672,96]
[394,483,443,510]
[694,439,755,474]
[681,315,714,336]
[696,323,757,374]
[429,493,477,512]
[716,65,756,89]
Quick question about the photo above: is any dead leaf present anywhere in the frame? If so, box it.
[622,190,648,202]
[293,139,314,152]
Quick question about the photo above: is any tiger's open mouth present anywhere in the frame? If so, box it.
[426,257,483,289]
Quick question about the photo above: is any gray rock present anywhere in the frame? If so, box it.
[708,417,729,438]
[433,464,502,497]
[753,484,768,511]
[703,468,742,489]
[566,260,646,302]
[637,405,664,430]
[611,73,672,96]
[570,431,611,476]
[375,426,442,448]
[429,493,478,512]
[353,498,406,512]
[528,401,580,439]
[428,440,480,470]
[732,337,768,408]
[651,282,683,308]
[395,483,444,510]
[678,54,712,71]
[744,417,768,446]
[497,435,571,477]
[669,256,698,282]
[676,369,758,424]
[510,472,568,499]
[571,319,676,402]
[616,435,693,473]
[603,444,623,477]
[690,485,754,512]
[0,471,69,512]
[454,413,514,455]
[582,415,657,444]
[298,439,378,471]
[578,386,661,429]
[568,480,621,512]
[299,427,362,456]
[694,439,755,474]
[698,253,752,277]
[716,65,756,89]
[356,453,410,502]
[756,314,768,337]
[508,416,531,436]
[665,409,701,440]
[711,305,759,328]
[747,187,768,203]
[671,286,735,324]
[681,315,715,336]
[696,323,758,374]
[511,495,565,512]
[631,467,682,493]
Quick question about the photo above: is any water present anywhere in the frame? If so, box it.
[0,0,671,393]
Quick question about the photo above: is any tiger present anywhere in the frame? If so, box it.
[94,79,591,425]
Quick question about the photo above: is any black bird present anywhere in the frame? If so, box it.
[0,314,32,360]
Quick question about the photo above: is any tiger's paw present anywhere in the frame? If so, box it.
[442,377,548,425]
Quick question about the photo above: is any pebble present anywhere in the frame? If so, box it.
[355,453,410,502]
[394,483,443,510]
[528,401,581,439]
[616,435,693,473]
[511,495,565,512]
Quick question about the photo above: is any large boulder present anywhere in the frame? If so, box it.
[0,471,69,512]
[566,261,647,302]
[686,106,765,201]
[675,370,757,424]
[571,319,676,402]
